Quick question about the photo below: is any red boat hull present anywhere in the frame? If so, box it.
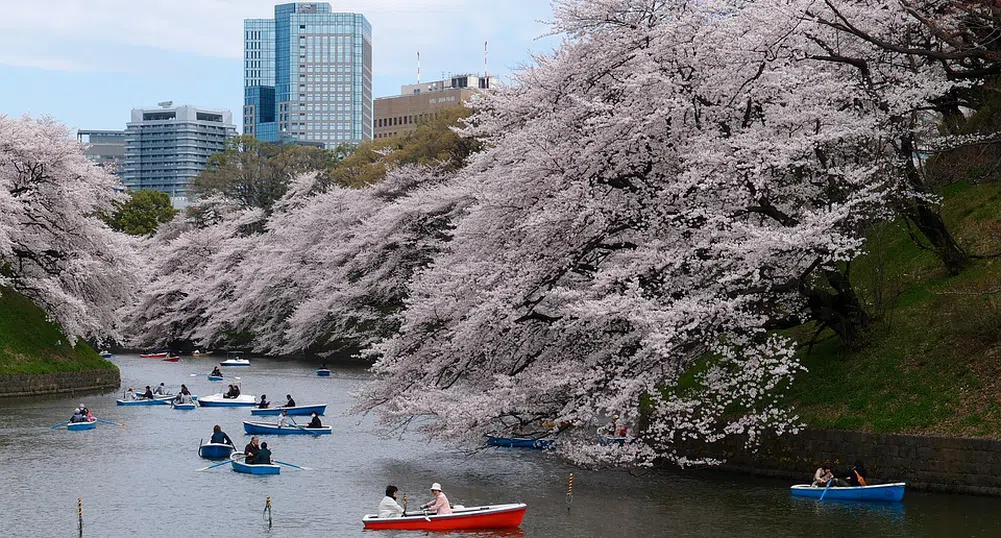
[162,356,180,362]
[140,352,168,358]
[363,504,526,531]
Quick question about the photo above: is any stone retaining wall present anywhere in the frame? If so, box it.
[698,428,1001,496]
[0,369,120,398]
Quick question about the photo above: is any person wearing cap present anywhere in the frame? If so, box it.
[284,394,296,407]
[378,485,405,518]
[422,483,452,515]
[307,412,322,429]
[70,408,85,423]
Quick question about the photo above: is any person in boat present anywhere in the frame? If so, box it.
[307,412,322,429]
[125,387,137,400]
[70,408,85,423]
[232,384,241,397]
[319,363,328,370]
[255,441,272,465]
[379,485,405,518]
[210,366,222,377]
[812,462,837,487]
[244,436,260,464]
[142,385,154,399]
[180,384,191,396]
[421,483,452,515]
[845,460,868,487]
[82,407,94,421]
[258,394,270,408]
[154,383,166,395]
[284,394,296,407]
[278,409,296,428]
[210,425,233,446]
[223,384,235,399]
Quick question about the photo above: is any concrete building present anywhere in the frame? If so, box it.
[374,74,496,140]
[122,102,236,202]
[76,130,126,174]
[244,3,372,148]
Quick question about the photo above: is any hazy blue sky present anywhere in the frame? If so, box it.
[0,1,559,131]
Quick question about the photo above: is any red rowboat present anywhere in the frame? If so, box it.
[362,503,526,531]
[162,356,180,362]
[140,352,168,359]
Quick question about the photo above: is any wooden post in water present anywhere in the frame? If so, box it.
[566,473,574,512]
[264,496,272,528]
[77,497,83,536]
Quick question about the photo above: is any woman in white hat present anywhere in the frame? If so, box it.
[421,482,452,515]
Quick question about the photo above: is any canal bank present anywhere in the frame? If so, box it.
[690,428,1001,497]
[0,286,120,397]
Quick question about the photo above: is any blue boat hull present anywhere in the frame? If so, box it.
[231,458,280,475]
[250,404,327,417]
[116,397,172,406]
[198,443,235,459]
[486,435,554,449]
[207,375,224,381]
[67,421,97,431]
[243,421,332,435]
[316,369,330,376]
[790,483,906,502]
[172,403,197,410]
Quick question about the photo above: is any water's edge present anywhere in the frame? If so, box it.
[0,368,120,398]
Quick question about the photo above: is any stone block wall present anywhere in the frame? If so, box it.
[700,429,1001,496]
[0,369,120,398]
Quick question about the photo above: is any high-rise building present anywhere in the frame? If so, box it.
[244,3,372,148]
[122,102,236,202]
[374,74,497,140]
[76,130,127,174]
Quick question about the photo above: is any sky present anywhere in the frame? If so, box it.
[0,0,560,132]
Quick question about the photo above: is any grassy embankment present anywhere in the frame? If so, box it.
[0,287,116,375]
[788,181,1001,437]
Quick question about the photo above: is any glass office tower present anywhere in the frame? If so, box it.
[244,3,372,147]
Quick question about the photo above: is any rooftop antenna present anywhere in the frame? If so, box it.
[484,41,489,88]
[417,51,421,84]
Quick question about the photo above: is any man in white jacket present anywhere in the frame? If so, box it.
[378,485,405,518]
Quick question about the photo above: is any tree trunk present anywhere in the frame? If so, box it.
[804,270,871,349]
[899,135,968,275]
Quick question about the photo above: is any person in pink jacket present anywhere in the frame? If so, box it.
[421,483,452,515]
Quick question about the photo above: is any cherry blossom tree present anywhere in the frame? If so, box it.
[355,0,975,466]
[0,116,138,342]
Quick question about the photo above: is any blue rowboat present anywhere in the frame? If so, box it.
[197,394,257,407]
[220,359,250,366]
[67,421,97,431]
[198,442,235,460]
[99,351,112,358]
[486,435,554,450]
[316,368,331,377]
[243,420,332,435]
[207,375,224,382]
[250,404,327,417]
[116,395,174,406]
[790,483,906,502]
[231,454,280,475]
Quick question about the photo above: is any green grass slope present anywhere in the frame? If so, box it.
[788,181,1001,437]
[0,287,116,375]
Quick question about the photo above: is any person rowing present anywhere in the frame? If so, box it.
[244,436,260,464]
[284,394,296,407]
[378,485,405,518]
[421,483,452,515]
[125,387,137,400]
[255,442,272,465]
[210,366,222,377]
[153,382,166,395]
[278,409,296,428]
[210,425,233,446]
[812,462,842,487]
[258,394,270,408]
[142,385,154,399]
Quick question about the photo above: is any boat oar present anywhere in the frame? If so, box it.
[273,460,312,471]
[95,418,126,430]
[819,479,833,501]
[49,420,69,429]
[196,459,234,472]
